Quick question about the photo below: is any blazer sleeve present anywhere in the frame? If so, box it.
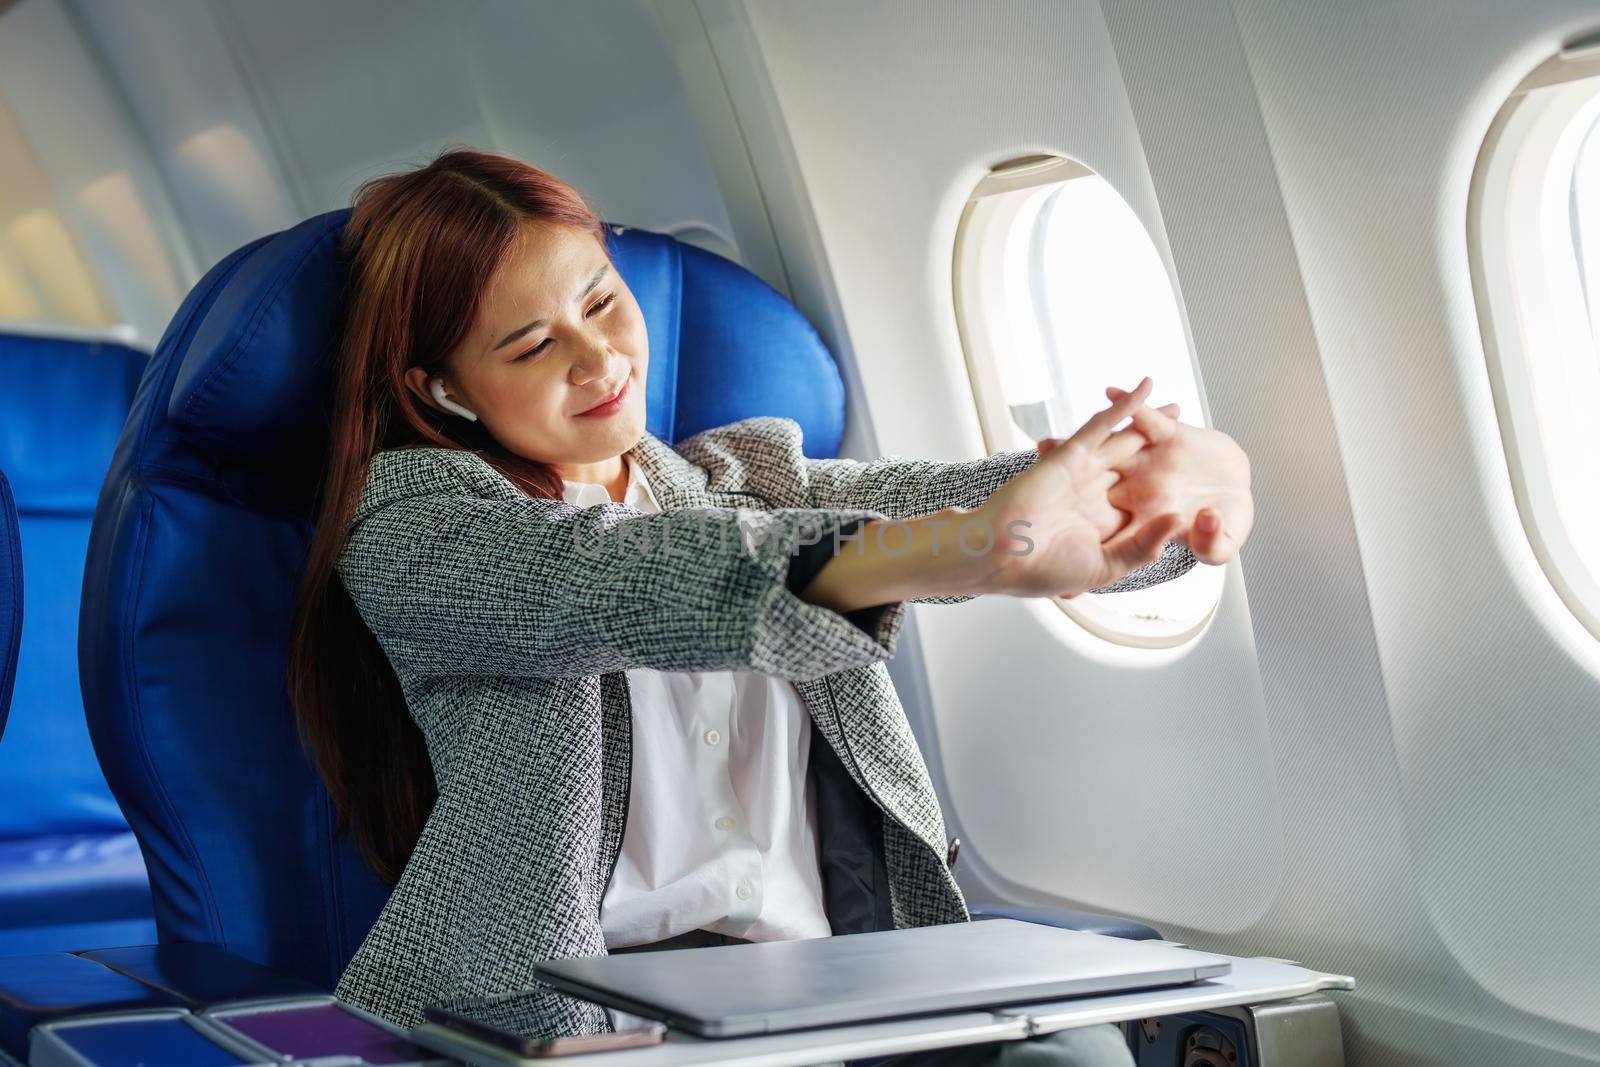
[801,438,1201,605]
[336,484,914,683]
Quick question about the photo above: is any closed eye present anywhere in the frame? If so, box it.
[512,293,617,363]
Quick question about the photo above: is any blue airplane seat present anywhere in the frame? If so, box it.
[76,209,853,991]
[0,335,156,956]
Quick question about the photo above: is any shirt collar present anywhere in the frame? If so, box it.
[560,454,660,513]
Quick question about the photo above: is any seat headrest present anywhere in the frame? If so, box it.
[163,211,848,510]
[0,334,146,514]
[169,210,350,475]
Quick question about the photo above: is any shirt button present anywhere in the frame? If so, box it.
[714,815,736,831]
[735,880,753,901]
[703,729,721,746]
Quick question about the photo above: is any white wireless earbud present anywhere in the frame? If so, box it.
[428,378,479,422]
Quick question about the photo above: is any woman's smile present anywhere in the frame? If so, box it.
[575,375,631,418]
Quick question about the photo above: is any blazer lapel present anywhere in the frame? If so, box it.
[625,430,715,510]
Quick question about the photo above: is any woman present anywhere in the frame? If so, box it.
[287,148,1253,1065]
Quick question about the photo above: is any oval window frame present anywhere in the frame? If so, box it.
[1469,35,1600,643]
[951,153,1222,650]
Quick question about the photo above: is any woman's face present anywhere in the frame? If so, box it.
[408,221,648,474]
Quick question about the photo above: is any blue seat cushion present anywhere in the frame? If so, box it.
[0,515,128,839]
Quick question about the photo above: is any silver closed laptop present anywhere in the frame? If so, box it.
[532,918,1233,1038]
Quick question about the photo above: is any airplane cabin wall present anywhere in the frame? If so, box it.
[701,1,1600,1065]
[0,0,769,351]
[1233,0,1600,1049]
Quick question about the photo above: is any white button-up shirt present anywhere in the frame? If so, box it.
[561,455,834,949]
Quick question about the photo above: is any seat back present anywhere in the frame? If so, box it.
[0,335,145,836]
[0,468,17,737]
[79,210,849,988]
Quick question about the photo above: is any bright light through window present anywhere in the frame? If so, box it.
[954,155,1223,648]
[1472,42,1600,641]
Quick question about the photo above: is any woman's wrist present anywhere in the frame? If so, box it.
[795,507,995,613]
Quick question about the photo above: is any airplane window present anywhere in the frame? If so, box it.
[953,154,1224,648]
[1471,38,1600,640]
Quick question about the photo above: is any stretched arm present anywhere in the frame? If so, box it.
[793,383,1196,613]
[802,435,1198,604]
[337,456,924,683]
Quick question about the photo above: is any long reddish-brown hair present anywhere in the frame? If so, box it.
[287,147,610,884]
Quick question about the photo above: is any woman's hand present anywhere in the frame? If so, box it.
[965,378,1185,599]
[1099,384,1253,565]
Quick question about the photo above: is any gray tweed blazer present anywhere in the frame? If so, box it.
[331,415,1197,1033]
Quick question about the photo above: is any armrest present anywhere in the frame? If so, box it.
[968,903,1163,941]
[73,943,325,1008]
[0,952,182,1058]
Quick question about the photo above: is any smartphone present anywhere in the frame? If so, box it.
[422,1004,666,1057]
